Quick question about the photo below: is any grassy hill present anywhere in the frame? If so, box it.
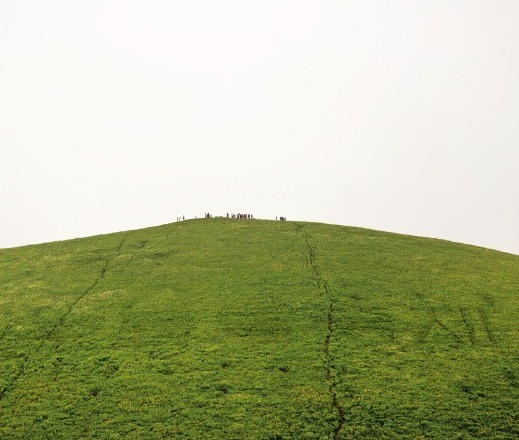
[0,219,517,439]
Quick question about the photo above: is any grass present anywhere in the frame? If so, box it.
[0,218,517,439]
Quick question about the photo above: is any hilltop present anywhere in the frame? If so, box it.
[0,219,517,439]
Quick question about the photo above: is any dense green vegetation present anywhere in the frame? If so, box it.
[0,219,517,439]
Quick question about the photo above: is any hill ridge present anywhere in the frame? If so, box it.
[0,219,517,438]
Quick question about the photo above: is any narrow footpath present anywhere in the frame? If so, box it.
[0,232,132,403]
[295,224,346,439]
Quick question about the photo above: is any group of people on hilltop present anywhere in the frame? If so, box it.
[178,213,286,221]
[227,213,253,219]
[204,212,254,219]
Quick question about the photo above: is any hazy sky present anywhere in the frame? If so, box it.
[1,1,518,255]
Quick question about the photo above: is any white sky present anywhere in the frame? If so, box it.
[1,1,518,255]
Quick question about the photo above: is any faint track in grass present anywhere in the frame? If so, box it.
[476,306,518,388]
[121,254,135,271]
[458,307,476,345]
[413,290,463,345]
[431,308,463,345]
[0,232,132,403]
[413,291,517,389]
[295,224,346,439]
[154,224,177,248]
[478,307,498,346]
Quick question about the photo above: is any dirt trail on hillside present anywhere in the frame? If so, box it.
[0,232,132,404]
[295,224,346,439]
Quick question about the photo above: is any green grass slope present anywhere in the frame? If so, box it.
[0,219,517,439]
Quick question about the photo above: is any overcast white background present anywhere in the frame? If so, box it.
[1,1,518,255]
